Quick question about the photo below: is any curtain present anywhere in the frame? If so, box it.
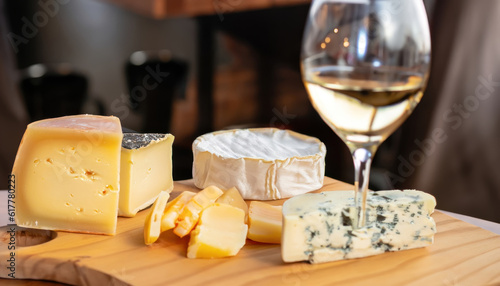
[398,0,500,222]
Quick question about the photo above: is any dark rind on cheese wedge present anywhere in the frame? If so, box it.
[122,133,168,149]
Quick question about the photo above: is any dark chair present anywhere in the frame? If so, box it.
[125,50,188,133]
[19,64,91,122]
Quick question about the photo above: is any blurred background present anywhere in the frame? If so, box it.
[0,0,498,222]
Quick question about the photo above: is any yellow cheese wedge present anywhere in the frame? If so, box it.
[216,187,249,223]
[173,186,224,238]
[144,190,170,245]
[119,133,175,217]
[161,191,196,232]
[12,115,122,235]
[187,203,248,259]
[247,201,282,244]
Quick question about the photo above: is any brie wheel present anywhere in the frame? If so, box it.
[192,128,326,200]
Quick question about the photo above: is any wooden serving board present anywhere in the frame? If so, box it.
[1,178,500,286]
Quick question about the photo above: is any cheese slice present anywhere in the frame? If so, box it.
[119,133,174,217]
[174,186,224,237]
[282,190,437,263]
[192,128,326,200]
[12,115,123,235]
[216,187,248,223]
[247,201,282,244]
[187,203,248,259]
[144,190,170,245]
[161,191,196,232]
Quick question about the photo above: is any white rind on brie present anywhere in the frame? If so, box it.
[192,128,326,200]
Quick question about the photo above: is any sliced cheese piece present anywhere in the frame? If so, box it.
[119,133,174,217]
[187,203,248,259]
[174,186,224,237]
[247,201,282,244]
[192,128,326,200]
[12,115,123,235]
[144,190,170,245]
[282,190,437,263]
[216,187,248,223]
[161,191,196,232]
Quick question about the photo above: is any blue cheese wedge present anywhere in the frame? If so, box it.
[282,190,436,263]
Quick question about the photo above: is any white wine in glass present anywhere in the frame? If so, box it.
[301,0,431,228]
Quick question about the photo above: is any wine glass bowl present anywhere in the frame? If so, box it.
[301,0,431,228]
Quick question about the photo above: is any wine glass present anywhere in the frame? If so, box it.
[301,0,431,228]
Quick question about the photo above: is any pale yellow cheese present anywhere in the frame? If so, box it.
[247,201,282,244]
[216,187,248,223]
[12,115,123,235]
[119,133,174,217]
[174,186,223,238]
[187,203,247,259]
[161,191,196,232]
[144,190,170,245]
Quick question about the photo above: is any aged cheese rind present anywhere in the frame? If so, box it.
[119,133,174,217]
[13,115,123,235]
[282,190,437,263]
[192,128,326,200]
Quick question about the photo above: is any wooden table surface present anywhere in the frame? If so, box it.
[102,0,311,19]
[1,177,499,285]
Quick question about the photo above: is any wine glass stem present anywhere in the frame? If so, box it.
[351,147,374,229]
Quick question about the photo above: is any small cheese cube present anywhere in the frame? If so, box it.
[144,191,170,245]
[282,190,437,263]
[247,201,282,244]
[161,191,196,232]
[119,133,174,217]
[187,203,248,259]
[13,115,122,235]
[216,187,248,223]
[173,186,224,237]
